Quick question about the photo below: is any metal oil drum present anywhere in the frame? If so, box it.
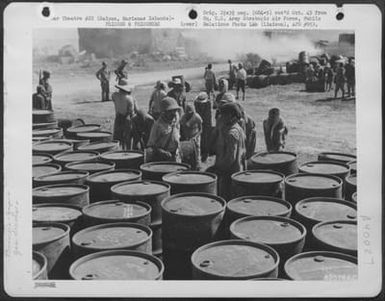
[69,250,164,280]
[34,171,90,187]
[72,222,152,258]
[191,240,279,280]
[318,152,356,164]
[140,161,190,181]
[150,221,162,259]
[76,131,113,143]
[312,220,357,256]
[33,251,48,280]
[50,138,91,150]
[347,160,357,175]
[299,161,350,181]
[230,216,306,274]
[32,136,52,143]
[82,200,151,227]
[65,124,102,139]
[33,184,90,208]
[162,171,217,195]
[77,141,119,153]
[33,222,71,279]
[33,141,73,156]
[53,151,100,167]
[249,151,298,176]
[33,164,62,181]
[345,174,357,202]
[33,121,58,130]
[33,110,55,123]
[33,128,63,139]
[65,161,115,175]
[284,251,357,281]
[284,173,343,205]
[100,150,144,169]
[351,192,357,203]
[231,170,284,198]
[33,154,53,165]
[111,180,170,224]
[86,169,141,203]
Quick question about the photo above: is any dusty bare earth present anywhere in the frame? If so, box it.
[40,63,356,167]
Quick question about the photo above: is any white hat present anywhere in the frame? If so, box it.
[115,79,134,93]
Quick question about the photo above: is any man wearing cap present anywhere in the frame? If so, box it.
[112,79,137,150]
[146,97,181,162]
[236,63,247,101]
[96,62,111,102]
[114,59,128,82]
[167,78,186,111]
[149,81,167,120]
[194,92,212,162]
[39,70,53,110]
[204,63,216,100]
[208,102,246,200]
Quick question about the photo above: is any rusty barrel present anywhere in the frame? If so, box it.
[140,161,190,181]
[33,141,73,156]
[33,110,55,123]
[86,169,141,203]
[284,173,343,205]
[230,216,306,275]
[33,121,58,130]
[299,160,350,181]
[191,240,279,280]
[33,128,63,139]
[100,150,144,169]
[76,131,113,143]
[82,200,151,227]
[33,203,83,235]
[162,171,217,194]
[249,151,298,176]
[72,222,152,258]
[347,160,357,175]
[53,151,100,167]
[33,184,89,208]
[65,161,115,175]
[351,192,357,203]
[33,251,48,280]
[284,251,357,280]
[33,164,62,182]
[345,174,357,202]
[69,250,164,280]
[77,141,120,153]
[311,220,357,256]
[33,154,53,165]
[33,222,71,279]
[50,138,91,150]
[65,124,102,139]
[111,180,170,224]
[34,171,90,187]
[231,170,284,198]
[318,152,356,164]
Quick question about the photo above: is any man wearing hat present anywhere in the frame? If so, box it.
[194,92,212,162]
[146,97,181,162]
[39,70,53,110]
[114,59,128,82]
[112,79,137,150]
[167,78,186,111]
[149,81,167,120]
[208,102,246,200]
[236,63,247,101]
[96,62,111,102]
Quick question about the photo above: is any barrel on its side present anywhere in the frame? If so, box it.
[33,251,48,280]
[318,152,356,164]
[249,151,298,176]
[140,161,190,181]
[33,171,90,187]
[162,171,217,195]
[33,121,58,130]
[100,150,144,169]
[50,139,90,150]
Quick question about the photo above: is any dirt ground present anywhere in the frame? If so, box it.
[45,65,356,168]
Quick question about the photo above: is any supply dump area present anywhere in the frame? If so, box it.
[32,110,357,281]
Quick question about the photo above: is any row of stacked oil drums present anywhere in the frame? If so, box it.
[32,115,358,281]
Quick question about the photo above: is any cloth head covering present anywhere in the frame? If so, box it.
[219,102,242,120]
[220,92,236,104]
[42,70,50,78]
[195,92,208,102]
[160,97,182,113]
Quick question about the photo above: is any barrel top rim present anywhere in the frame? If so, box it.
[33,183,90,196]
[295,197,357,215]
[299,160,350,169]
[251,151,297,163]
[33,140,73,147]
[162,171,217,184]
[140,161,191,172]
[285,173,343,188]
[32,251,48,280]
[33,203,83,222]
[78,140,119,150]
[33,222,70,246]
[227,195,292,215]
[54,150,100,158]
[111,180,170,196]
[66,124,102,132]
[86,169,142,183]
[34,170,90,181]
[346,174,357,185]
[319,152,356,158]
[231,169,284,182]
[82,200,152,219]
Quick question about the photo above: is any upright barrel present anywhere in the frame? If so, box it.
[65,161,115,175]
[312,220,357,256]
[86,169,142,203]
[345,174,357,202]
[77,141,119,153]
[100,150,144,169]
[69,250,164,280]
[140,161,190,181]
[33,222,71,279]
[285,173,343,205]
[33,164,62,181]
[76,131,113,143]
[33,154,53,165]
[82,200,151,227]
[249,151,298,176]
[33,251,48,280]
[162,171,217,194]
[53,151,100,167]
[33,110,55,123]
[347,160,357,175]
[33,171,89,187]
[33,141,73,156]
[33,136,52,143]
[33,128,63,139]
[33,184,90,208]
[65,124,102,139]
[318,152,356,164]
[284,251,357,281]
[299,161,350,180]
[191,240,279,280]
[231,170,284,198]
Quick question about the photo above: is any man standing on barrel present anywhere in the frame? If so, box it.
[96,61,111,102]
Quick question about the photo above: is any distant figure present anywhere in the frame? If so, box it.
[146,97,182,162]
[324,63,334,92]
[39,70,53,110]
[263,108,288,152]
[345,58,355,98]
[114,59,128,81]
[96,61,111,102]
[204,63,216,100]
[236,103,257,159]
[334,62,346,99]
[214,78,229,109]
[167,78,186,111]
[132,108,155,151]
[32,86,46,110]
[228,60,237,90]
[194,92,212,163]
[236,63,247,101]
[112,79,137,150]
[149,81,167,120]
[180,103,203,170]
[305,64,316,82]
